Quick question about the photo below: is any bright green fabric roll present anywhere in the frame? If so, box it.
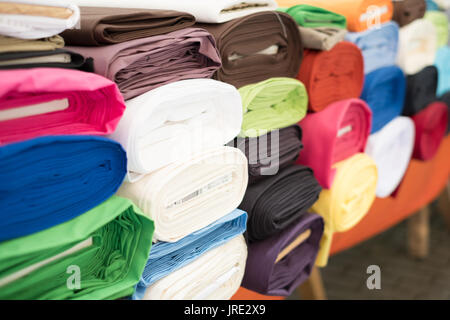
[239,77,308,138]
[424,11,449,48]
[0,196,154,300]
[277,5,347,29]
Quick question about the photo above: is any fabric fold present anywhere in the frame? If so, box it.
[0,196,154,300]
[403,66,438,116]
[438,92,450,134]
[297,41,364,112]
[0,34,64,53]
[68,28,222,100]
[239,164,322,242]
[424,10,449,48]
[436,46,450,97]
[242,212,324,296]
[109,79,243,181]
[296,98,372,189]
[392,0,426,27]
[0,135,127,242]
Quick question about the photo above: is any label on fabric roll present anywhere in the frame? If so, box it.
[337,125,353,137]
[359,5,388,22]
[166,173,233,209]
[0,98,69,121]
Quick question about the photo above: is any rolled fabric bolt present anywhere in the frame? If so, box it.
[435,46,450,97]
[402,66,438,116]
[277,4,347,28]
[424,10,449,48]
[392,0,426,27]
[438,92,450,133]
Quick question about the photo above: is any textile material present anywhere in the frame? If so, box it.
[424,10,449,48]
[403,66,438,116]
[438,91,450,133]
[435,46,450,97]
[392,0,426,27]
[278,4,347,28]
[0,68,125,145]
[297,26,347,51]
[0,34,64,53]
[109,79,242,182]
[296,98,372,189]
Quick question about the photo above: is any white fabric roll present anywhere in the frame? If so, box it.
[435,0,450,10]
[117,146,249,242]
[0,0,80,39]
[365,117,415,198]
[396,19,438,75]
[70,0,277,23]
[143,235,247,300]
[110,79,243,183]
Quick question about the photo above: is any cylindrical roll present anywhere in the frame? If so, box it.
[365,117,415,198]
[297,41,364,112]
[198,11,303,88]
[424,10,449,48]
[142,235,247,300]
[311,153,378,267]
[439,92,450,133]
[392,0,426,27]
[435,46,450,97]
[242,212,324,296]
[117,146,248,242]
[239,164,322,242]
[403,66,438,116]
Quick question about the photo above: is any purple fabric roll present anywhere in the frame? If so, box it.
[67,28,222,100]
[242,212,324,296]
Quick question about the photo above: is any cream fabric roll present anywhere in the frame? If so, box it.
[365,117,415,198]
[397,19,438,75]
[70,0,278,23]
[0,0,80,39]
[435,0,450,9]
[143,235,247,300]
[109,79,243,182]
[117,146,249,242]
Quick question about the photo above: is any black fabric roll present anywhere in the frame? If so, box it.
[403,66,438,116]
[439,91,450,134]
[239,164,322,242]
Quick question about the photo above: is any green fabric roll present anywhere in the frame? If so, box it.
[277,5,347,29]
[424,11,449,48]
[0,196,154,300]
[239,77,308,138]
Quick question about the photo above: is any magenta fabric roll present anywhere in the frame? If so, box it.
[296,98,372,189]
[0,68,125,145]
[68,28,222,100]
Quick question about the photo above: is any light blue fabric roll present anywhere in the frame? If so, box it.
[436,46,450,96]
[345,21,399,74]
[132,209,247,299]
[427,0,440,10]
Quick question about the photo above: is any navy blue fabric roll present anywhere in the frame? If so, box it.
[0,135,127,242]
[361,66,406,133]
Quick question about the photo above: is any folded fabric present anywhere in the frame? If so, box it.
[242,212,323,296]
[0,49,94,72]
[297,41,364,112]
[141,235,247,300]
[346,21,399,74]
[435,46,450,96]
[110,79,242,181]
[133,209,247,299]
[0,196,154,300]
[311,153,377,267]
[424,11,449,47]
[296,99,372,189]
[230,125,303,185]
[438,91,450,133]
[276,0,394,32]
[68,28,221,100]
[397,18,437,75]
[61,6,195,46]
[238,77,308,137]
[365,117,415,198]
[0,34,64,53]
[71,0,278,23]
[118,146,248,242]
[411,101,448,160]
[278,4,347,28]
[403,66,438,116]
[361,66,406,133]
[0,68,125,145]
[0,0,80,39]
[198,11,303,88]
[298,26,348,51]
[392,0,426,27]
[0,135,127,242]
[239,164,322,242]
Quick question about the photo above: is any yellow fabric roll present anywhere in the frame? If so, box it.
[311,153,378,267]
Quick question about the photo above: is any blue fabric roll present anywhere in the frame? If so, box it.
[436,46,450,96]
[133,209,247,300]
[0,135,127,242]
[426,0,440,10]
[346,21,399,74]
[361,66,406,133]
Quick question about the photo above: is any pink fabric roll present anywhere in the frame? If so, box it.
[0,68,125,145]
[296,98,372,189]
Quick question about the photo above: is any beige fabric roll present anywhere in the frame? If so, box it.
[0,35,64,53]
[298,26,347,51]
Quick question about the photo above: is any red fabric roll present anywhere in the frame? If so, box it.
[411,102,448,161]
[297,41,364,112]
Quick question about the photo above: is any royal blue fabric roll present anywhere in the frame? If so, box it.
[436,46,450,96]
[361,66,406,133]
[346,21,399,74]
[0,135,127,242]
[132,209,247,300]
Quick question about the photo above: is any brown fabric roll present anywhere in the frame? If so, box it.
[198,11,302,88]
[392,0,426,27]
[61,7,195,46]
